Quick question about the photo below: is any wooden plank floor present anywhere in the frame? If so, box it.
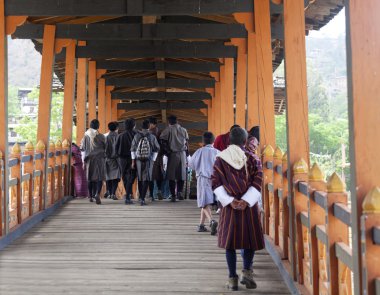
[0,198,290,294]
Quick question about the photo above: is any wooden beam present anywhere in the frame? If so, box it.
[234,39,247,128]
[247,32,259,129]
[255,0,276,148]
[0,0,9,235]
[62,41,76,143]
[36,25,56,210]
[5,0,253,16]
[88,61,97,123]
[111,91,212,101]
[96,60,220,72]
[346,1,380,293]
[13,23,247,40]
[117,101,207,110]
[75,41,87,145]
[97,78,106,134]
[76,43,237,59]
[106,78,215,89]
[283,0,310,282]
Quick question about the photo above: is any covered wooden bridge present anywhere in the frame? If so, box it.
[0,0,380,294]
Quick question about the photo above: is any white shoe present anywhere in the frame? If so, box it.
[216,208,221,214]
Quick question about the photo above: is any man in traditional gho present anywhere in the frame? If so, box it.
[81,119,106,205]
[105,122,121,200]
[212,127,264,291]
[188,131,219,235]
[131,119,160,206]
[159,115,189,202]
[115,118,137,204]
[213,124,240,151]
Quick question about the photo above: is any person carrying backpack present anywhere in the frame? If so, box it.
[131,119,160,206]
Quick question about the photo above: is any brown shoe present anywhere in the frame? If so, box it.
[226,276,238,291]
[240,269,257,289]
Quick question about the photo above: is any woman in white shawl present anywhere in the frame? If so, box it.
[81,119,106,204]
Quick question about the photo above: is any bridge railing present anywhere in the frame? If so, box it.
[262,145,380,295]
[1,140,71,236]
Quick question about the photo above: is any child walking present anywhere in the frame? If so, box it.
[189,132,219,235]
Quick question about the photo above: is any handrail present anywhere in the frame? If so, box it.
[333,203,352,226]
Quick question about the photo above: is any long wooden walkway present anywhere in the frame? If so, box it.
[0,198,290,294]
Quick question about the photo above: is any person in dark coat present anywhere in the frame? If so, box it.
[131,119,160,206]
[105,122,121,200]
[148,117,164,200]
[159,115,189,202]
[115,118,137,204]
[81,119,106,205]
[212,127,264,291]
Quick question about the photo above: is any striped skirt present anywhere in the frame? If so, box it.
[217,204,265,250]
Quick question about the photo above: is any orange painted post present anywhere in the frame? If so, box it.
[283,0,310,280]
[0,0,9,236]
[213,81,222,136]
[61,139,71,196]
[10,143,21,226]
[111,100,118,122]
[23,142,34,218]
[262,145,274,235]
[55,140,62,200]
[47,141,56,207]
[234,39,247,128]
[219,64,227,133]
[247,32,259,129]
[279,153,289,259]
[224,58,235,130]
[36,25,56,210]
[88,61,97,124]
[98,78,106,134]
[308,163,327,295]
[206,100,214,133]
[346,1,380,293]
[76,41,87,144]
[254,0,275,148]
[106,86,113,126]
[34,141,45,211]
[273,147,283,245]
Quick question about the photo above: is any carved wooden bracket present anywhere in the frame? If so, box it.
[6,16,27,35]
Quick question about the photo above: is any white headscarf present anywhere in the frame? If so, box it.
[84,128,98,149]
[217,144,248,176]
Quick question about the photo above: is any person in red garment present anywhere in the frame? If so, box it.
[213,125,240,151]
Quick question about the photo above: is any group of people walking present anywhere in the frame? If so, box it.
[77,115,189,206]
[189,124,263,291]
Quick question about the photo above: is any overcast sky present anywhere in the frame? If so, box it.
[308,8,346,38]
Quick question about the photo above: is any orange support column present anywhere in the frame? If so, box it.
[111,100,118,122]
[0,0,9,235]
[283,0,310,281]
[234,39,247,128]
[213,81,222,136]
[346,1,380,293]
[62,41,76,144]
[223,58,234,131]
[76,41,87,144]
[36,25,56,210]
[98,78,106,134]
[247,32,259,129]
[105,86,113,128]
[88,61,97,124]
[254,0,275,148]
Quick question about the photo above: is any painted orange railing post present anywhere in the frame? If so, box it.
[325,173,351,295]
[279,152,289,259]
[292,159,309,285]
[361,187,380,294]
[22,141,34,219]
[272,147,283,245]
[262,145,274,235]
[46,141,56,207]
[34,141,45,212]
[308,163,327,295]
[61,139,71,196]
[55,139,63,200]
[10,143,21,227]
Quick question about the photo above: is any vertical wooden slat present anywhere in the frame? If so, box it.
[224,58,235,130]
[88,61,97,124]
[62,41,76,144]
[234,39,247,128]
[98,78,106,134]
[254,0,276,148]
[247,32,259,130]
[105,86,113,127]
[283,0,310,281]
[76,41,87,144]
[346,1,380,293]
[0,0,8,236]
[36,25,56,210]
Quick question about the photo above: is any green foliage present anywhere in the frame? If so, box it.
[14,89,64,143]
[8,85,21,117]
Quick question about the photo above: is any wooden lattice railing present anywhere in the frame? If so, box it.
[1,139,71,234]
[262,145,380,295]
